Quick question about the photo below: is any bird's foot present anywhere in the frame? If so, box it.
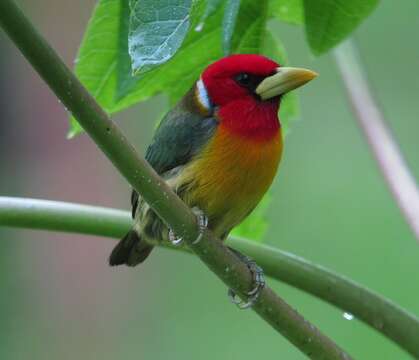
[168,228,183,246]
[191,207,208,245]
[227,249,266,309]
[168,207,208,246]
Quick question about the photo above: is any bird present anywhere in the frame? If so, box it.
[109,54,317,307]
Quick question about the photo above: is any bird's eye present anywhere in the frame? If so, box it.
[235,73,251,86]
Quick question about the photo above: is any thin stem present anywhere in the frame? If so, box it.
[1,196,418,358]
[334,40,419,242]
[0,1,350,358]
[0,197,131,238]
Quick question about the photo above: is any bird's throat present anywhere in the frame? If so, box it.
[217,98,280,141]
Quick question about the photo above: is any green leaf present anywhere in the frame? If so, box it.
[196,0,223,30]
[303,0,379,55]
[70,0,204,137]
[69,0,128,137]
[222,0,241,55]
[280,92,299,136]
[128,0,192,74]
[268,0,303,25]
[262,29,286,63]
[232,0,268,54]
[120,1,223,108]
[116,1,139,101]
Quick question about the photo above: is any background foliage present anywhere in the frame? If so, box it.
[0,0,418,359]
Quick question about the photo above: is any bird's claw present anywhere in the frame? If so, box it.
[228,256,265,309]
[168,228,183,246]
[191,207,208,245]
[168,207,208,246]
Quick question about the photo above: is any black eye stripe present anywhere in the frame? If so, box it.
[234,72,266,92]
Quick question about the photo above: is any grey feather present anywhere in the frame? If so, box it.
[145,101,218,174]
[111,87,218,267]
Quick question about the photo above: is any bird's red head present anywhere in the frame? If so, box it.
[198,54,317,140]
[202,54,279,106]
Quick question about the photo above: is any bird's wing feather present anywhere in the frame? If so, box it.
[146,109,217,173]
[130,103,218,219]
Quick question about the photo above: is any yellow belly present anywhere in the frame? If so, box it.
[179,125,283,237]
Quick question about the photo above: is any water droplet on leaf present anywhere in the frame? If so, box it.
[195,22,204,32]
[343,312,354,321]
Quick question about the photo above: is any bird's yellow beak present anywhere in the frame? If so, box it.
[255,67,318,100]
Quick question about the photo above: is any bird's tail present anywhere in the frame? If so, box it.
[109,230,154,267]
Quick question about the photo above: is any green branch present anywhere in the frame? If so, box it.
[0,1,350,358]
[1,196,418,358]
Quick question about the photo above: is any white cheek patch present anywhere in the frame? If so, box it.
[196,78,212,111]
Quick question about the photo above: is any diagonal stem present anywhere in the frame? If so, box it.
[1,196,418,358]
[0,0,351,358]
[334,39,419,242]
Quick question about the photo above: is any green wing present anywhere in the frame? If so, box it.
[131,99,218,218]
[145,108,217,174]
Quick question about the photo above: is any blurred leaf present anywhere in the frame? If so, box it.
[303,0,379,55]
[280,93,299,136]
[262,28,286,63]
[69,0,127,137]
[268,0,303,24]
[129,0,192,74]
[222,0,241,55]
[196,0,223,30]
[232,0,268,54]
[231,196,270,241]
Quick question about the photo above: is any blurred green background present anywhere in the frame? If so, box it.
[1,0,419,359]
